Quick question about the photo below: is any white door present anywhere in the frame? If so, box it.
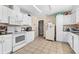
[56,14,64,41]
[3,35,12,54]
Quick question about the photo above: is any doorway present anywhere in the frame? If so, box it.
[38,20,44,37]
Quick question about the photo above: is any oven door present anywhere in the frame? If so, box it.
[13,34,25,47]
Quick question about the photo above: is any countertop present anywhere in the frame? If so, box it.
[71,32,79,35]
[0,31,35,36]
[0,33,12,36]
[64,30,79,36]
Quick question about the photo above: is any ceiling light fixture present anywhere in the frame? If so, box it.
[33,5,42,13]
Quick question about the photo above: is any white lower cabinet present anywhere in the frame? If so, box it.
[0,36,3,54]
[68,33,75,49]
[74,35,79,54]
[25,31,35,44]
[0,42,2,54]
[0,35,12,54]
[63,32,69,42]
[67,33,79,54]
[68,33,73,48]
[2,35,12,54]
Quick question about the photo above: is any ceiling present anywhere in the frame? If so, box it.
[18,5,73,16]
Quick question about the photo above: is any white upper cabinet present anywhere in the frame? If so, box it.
[15,12,23,25]
[0,6,3,21]
[75,8,79,23]
[63,14,75,25]
[2,6,8,23]
[22,14,32,26]
[28,16,32,26]
[0,5,32,25]
[13,6,20,13]
[8,6,22,25]
[22,14,28,25]
[8,8,16,25]
[0,6,8,23]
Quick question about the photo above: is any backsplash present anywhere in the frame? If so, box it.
[63,25,79,31]
[7,26,21,33]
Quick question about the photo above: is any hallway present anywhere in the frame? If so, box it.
[14,37,75,54]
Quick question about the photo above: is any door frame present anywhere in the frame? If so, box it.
[38,20,44,37]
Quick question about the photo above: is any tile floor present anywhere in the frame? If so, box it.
[14,37,75,54]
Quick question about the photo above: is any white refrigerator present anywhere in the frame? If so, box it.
[46,23,55,41]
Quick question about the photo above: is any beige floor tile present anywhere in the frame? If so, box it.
[14,37,75,54]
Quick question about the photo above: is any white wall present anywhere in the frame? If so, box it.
[32,16,56,38]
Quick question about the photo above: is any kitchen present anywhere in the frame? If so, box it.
[0,5,79,54]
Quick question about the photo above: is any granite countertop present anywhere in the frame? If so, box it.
[0,33,13,36]
[71,32,79,35]
[64,30,79,35]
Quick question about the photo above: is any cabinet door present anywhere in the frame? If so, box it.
[0,37,3,54]
[0,6,3,21]
[26,32,34,43]
[16,13,22,25]
[7,8,12,23]
[68,33,73,48]
[74,35,79,53]
[28,16,32,26]
[71,13,76,24]
[9,10,16,25]
[63,32,68,42]
[24,15,28,25]
[0,42,2,54]
[63,15,73,25]
[3,35,12,54]
[22,14,28,25]
[1,6,8,23]
[13,6,20,13]
[76,8,79,23]
[26,32,31,43]
[22,14,25,25]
